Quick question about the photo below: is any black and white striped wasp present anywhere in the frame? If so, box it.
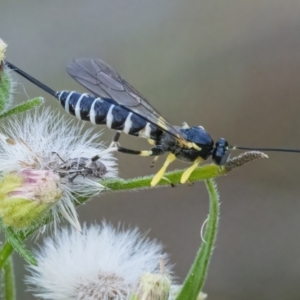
[5,59,300,186]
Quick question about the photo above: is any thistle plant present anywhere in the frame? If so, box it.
[0,39,268,300]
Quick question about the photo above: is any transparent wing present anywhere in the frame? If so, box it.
[66,58,185,141]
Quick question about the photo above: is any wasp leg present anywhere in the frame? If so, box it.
[180,157,202,184]
[118,145,170,186]
[148,139,156,146]
[150,156,159,168]
[187,180,194,187]
[88,147,118,164]
[51,151,66,163]
[161,175,176,187]
[117,145,165,157]
[109,131,121,148]
[69,173,79,183]
[151,153,176,187]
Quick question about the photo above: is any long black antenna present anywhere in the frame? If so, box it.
[5,60,57,98]
[234,146,300,154]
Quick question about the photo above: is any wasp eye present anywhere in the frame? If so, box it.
[212,138,230,165]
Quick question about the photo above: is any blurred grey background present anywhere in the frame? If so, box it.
[2,1,300,299]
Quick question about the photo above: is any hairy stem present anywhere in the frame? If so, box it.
[0,243,14,271]
[4,256,15,300]
[175,179,219,300]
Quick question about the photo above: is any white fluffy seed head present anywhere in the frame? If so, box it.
[0,108,118,231]
[26,223,171,300]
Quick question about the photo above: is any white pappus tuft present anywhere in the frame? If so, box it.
[0,108,117,231]
[26,223,171,300]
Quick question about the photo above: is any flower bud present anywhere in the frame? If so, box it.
[133,272,171,300]
[0,169,62,229]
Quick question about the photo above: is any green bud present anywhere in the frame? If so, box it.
[132,272,171,300]
[0,169,63,229]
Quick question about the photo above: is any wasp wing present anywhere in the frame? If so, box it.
[66,58,186,142]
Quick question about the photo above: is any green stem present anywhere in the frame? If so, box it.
[0,242,14,270]
[175,179,219,300]
[4,256,15,300]
[81,151,266,202]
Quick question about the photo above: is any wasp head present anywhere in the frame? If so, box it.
[212,138,230,165]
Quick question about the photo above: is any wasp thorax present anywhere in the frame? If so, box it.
[179,126,214,160]
[212,138,230,165]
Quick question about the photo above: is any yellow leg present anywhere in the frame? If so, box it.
[148,139,156,145]
[151,153,176,187]
[140,150,153,156]
[180,157,202,184]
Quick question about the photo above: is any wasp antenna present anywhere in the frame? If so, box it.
[5,60,57,98]
[235,146,300,154]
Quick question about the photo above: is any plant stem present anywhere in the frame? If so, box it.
[4,256,15,300]
[175,179,219,300]
[0,242,14,270]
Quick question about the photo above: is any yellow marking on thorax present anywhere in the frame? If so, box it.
[185,142,201,150]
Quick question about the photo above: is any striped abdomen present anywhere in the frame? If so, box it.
[56,91,163,140]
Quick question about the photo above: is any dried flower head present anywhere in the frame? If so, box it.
[0,108,117,231]
[26,223,171,300]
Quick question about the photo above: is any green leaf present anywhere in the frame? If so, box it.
[1,227,37,267]
[175,179,219,300]
[0,97,44,120]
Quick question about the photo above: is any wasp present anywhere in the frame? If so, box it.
[5,59,300,186]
